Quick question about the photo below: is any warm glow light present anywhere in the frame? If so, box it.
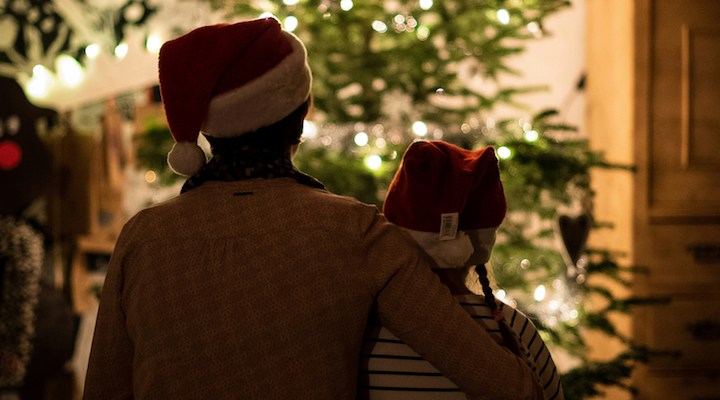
[340,0,353,11]
[534,285,546,302]
[497,146,512,159]
[144,170,157,183]
[419,0,433,10]
[365,154,382,170]
[259,12,276,19]
[496,289,507,300]
[417,25,430,40]
[146,33,163,53]
[497,8,510,25]
[375,138,387,148]
[85,44,100,59]
[283,0,299,4]
[302,120,317,139]
[524,129,539,142]
[114,42,129,59]
[412,120,428,137]
[26,65,52,98]
[283,16,299,32]
[56,55,84,87]
[372,20,388,33]
[354,131,369,146]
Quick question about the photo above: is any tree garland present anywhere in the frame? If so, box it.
[0,216,43,390]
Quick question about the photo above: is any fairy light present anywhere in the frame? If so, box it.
[284,16,298,32]
[419,0,433,10]
[56,55,84,87]
[411,120,428,137]
[340,0,353,11]
[365,154,382,170]
[259,12,276,19]
[375,138,387,148]
[527,21,542,38]
[85,44,100,59]
[497,8,510,25]
[372,20,388,33]
[283,0,299,5]
[354,131,369,146]
[524,129,539,142]
[497,146,512,159]
[146,33,162,54]
[496,289,507,300]
[534,285,546,302]
[26,64,52,98]
[114,42,129,59]
[417,25,430,40]
[144,170,157,183]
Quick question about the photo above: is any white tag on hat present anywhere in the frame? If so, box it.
[439,212,459,241]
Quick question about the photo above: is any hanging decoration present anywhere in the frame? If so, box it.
[0,0,156,106]
[558,212,592,267]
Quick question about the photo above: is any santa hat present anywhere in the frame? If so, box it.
[158,17,313,176]
[383,140,506,268]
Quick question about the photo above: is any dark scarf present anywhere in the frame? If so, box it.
[180,144,325,194]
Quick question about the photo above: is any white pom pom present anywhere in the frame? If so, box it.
[167,142,206,176]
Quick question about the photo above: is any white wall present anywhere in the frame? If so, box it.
[501,0,586,133]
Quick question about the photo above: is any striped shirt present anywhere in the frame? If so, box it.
[359,294,564,400]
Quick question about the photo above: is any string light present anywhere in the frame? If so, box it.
[284,16,299,32]
[114,42,129,59]
[26,65,52,98]
[524,129,539,142]
[527,21,543,38]
[146,34,163,53]
[354,131,369,146]
[419,0,433,10]
[340,0,353,11]
[56,55,84,87]
[85,44,101,59]
[534,284,546,301]
[417,25,430,40]
[283,0,300,5]
[144,170,157,183]
[497,8,510,25]
[365,154,382,170]
[411,120,428,137]
[497,146,512,159]
[371,20,388,33]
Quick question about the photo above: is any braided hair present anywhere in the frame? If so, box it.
[475,263,525,358]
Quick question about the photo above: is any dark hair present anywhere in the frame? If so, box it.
[205,97,311,155]
[475,264,525,358]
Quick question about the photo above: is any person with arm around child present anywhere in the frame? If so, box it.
[83,18,542,400]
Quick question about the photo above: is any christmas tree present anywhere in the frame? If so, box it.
[133,0,659,397]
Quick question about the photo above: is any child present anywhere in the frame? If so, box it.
[359,140,564,400]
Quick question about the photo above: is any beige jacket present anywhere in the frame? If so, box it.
[84,178,539,399]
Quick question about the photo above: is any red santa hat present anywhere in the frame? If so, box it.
[158,17,313,176]
[383,140,507,268]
